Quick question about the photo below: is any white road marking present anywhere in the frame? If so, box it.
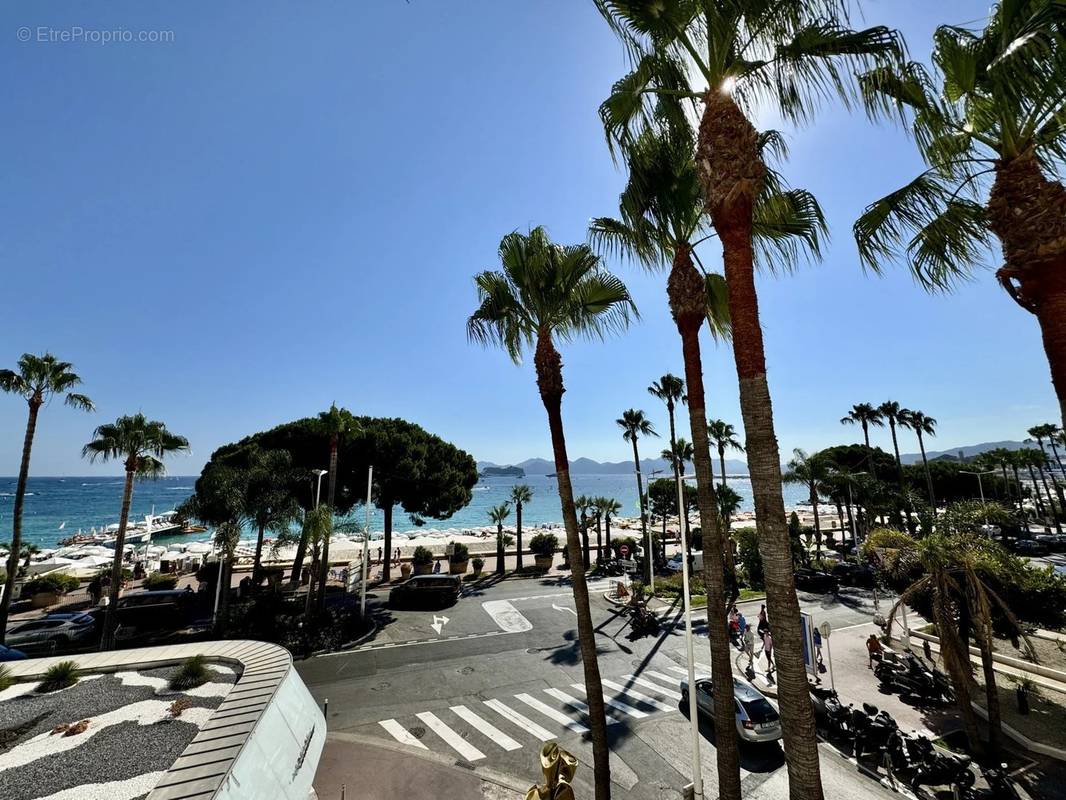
[379,719,428,749]
[599,679,676,712]
[514,693,589,733]
[544,688,623,724]
[416,711,486,761]
[482,600,534,633]
[570,684,649,718]
[551,603,578,616]
[450,705,522,750]
[430,615,450,635]
[664,663,712,678]
[483,698,555,742]
[621,674,683,701]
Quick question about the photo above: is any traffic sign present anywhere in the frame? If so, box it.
[819,620,832,639]
[619,544,630,557]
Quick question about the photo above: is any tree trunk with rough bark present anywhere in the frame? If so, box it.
[697,90,823,800]
[253,521,266,585]
[0,401,40,644]
[918,432,937,511]
[515,502,524,571]
[102,465,136,650]
[632,437,652,583]
[669,245,742,800]
[317,436,339,611]
[535,331,611,799]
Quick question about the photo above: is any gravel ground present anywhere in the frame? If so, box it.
[0,665,237,800]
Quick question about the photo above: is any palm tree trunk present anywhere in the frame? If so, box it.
[289,527,309,587]
[632,438,652,583]
[0,401,40,644]
[702,90,823,795]
[535,331,611,799]
[317,437,339,611]
[595,514,603,565]
[935,590,984,756]
[833,500,845,555]
[1040,441,1066,511]
[253,521,266,586]
[670,245,742,800]
[862,421,876,478]
[1011,465,1030,532]
[972,585,1002,756]
[516,502,524,571]
[581,510,590,568]
[918,432,937,511]
[718,446,728,489]
[382,499,394,581]
[496,523,505,574]
[604,514,612,557]
[1027,464,1047,517]
[1037,463,1062,532]
[218,557,232,631]
[810,484,822,561]
[102,466,136,650]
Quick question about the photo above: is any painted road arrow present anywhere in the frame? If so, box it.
[430,615,450,635]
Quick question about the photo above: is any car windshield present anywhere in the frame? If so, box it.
[741,697,779,723]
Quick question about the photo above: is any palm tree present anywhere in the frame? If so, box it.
[855,6,1066,429]
[299,504,333,612]
[783,449,828,560]
[1028,424,1065,509]
[648,374,686,486]
[510,484,533,571]
[598,497,622,558]
[878,401,908,491]
[841,403,885,478]
[884,532,1031,756]
[213,519,242,630]
[489,502,511,575]
[82,414,189,649]
[1023,448,1061,532]
[317,403,352,607]
[244,448,302,585]
[707,420,744,490]
[576,494,594,568]
[0,354,94,643]
[617,408,658,582]
[900,409,939,511]
[661,438,695,551]
[468,225,635,798]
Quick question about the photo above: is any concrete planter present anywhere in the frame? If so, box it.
[399,563,411,579]
[413,563,433,576]
[449,560,468,575]
[534,555,554,570]
[30,591,61,609]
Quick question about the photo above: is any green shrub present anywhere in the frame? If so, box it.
[411,546,433,566]
[23,573,79,596]
[863,528,914,553]
[449,543,470,563]
[735,528,764,590]
[169,655,210,690]
[142,572,179,590]
[0,665,12,692]
[37,661,79,693]
[529,532,559,558]
[471,556,485,572]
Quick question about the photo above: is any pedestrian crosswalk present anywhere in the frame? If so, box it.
[375,667,686,760]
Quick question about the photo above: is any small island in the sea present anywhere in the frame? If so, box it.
[480,465,525,478]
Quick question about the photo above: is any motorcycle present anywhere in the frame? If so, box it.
[852,703,898,758]
[810,686,854,740]
[979,763,1021,800]
[628,603,661,636]
[875,651,955,703]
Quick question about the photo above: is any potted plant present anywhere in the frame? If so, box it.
[448,542,470,575]
[142,572,179,591]
[529,533,559,570]
[412,546,434,575]
[471,556,485,577]
[399,561,412,579]
[23,573,79,609]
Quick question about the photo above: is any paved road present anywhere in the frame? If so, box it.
[298,574,898,799]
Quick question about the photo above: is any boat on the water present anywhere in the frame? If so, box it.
[58,511,184,547]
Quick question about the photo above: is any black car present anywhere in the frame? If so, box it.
[794,568,839,594]
[388,575,462,609]
[1014,539,1048,556]
[831,562,875,587]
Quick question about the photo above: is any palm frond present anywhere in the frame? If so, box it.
[753,187,827,271]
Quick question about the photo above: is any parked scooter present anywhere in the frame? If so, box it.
[810,685,854,740]
[875,650,954,703]
[852,703,898,758]
[979,763,1021,800]
[628,602,661,636]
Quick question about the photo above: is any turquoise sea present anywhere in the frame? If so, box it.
[2,473,808,550]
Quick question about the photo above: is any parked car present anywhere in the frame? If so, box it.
[831,562,875,587]
[793,568,839,594]
[114,588,198,636]
[0,644,27,661]
[679,676,783,743]
[1034,534,1062,551]
[5,614,97,649]
[665,552,703,574]
[388,575,462,609]
[1014,539,1048,556]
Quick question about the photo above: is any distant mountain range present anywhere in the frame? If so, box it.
[479,440,1037,476]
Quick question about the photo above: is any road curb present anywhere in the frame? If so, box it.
[325,730,529,794]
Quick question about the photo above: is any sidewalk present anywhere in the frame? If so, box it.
[314,733,526,800]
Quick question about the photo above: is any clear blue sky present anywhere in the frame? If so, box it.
[0,0,1054,476]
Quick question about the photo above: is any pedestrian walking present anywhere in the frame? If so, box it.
[743,625,755,669]
[813,627,823,665]
[866,633,884,668]
[762,629,774,670]
[736,611,747,637]
[377,547,382,564]
[757,604,767,626]
[433,559,441,574]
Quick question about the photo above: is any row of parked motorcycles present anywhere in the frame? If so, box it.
[875,650,956,705]
[811,686,1020,799]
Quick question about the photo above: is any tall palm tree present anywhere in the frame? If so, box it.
[855,5,1066,429]
[900,409,939,511]
[707,419,744,489]
[489,502,511,575]
[617,408,658,581]
[0,354,94,643]
[595,8,899,797]
[783,449,828,560]
[1023,448,1061,532]
[589,499,605,565]
[841,403,885,478]
[317,403,351,608]
[468,225,635,799]
[598,497,622,558]
[1028,423,1065,509]
[82,414,188,649]
[661,438,695,551]
[509,484,533,570]
[878,401,908,492]
[213,519,242,630]
[648,373,686,489]
[576,494,594,568]
[244,448,302,585]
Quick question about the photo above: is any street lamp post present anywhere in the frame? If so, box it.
[674,470,703,800]
[961,470,996,535]
[312,469,328,509]
[361,466,373,618]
